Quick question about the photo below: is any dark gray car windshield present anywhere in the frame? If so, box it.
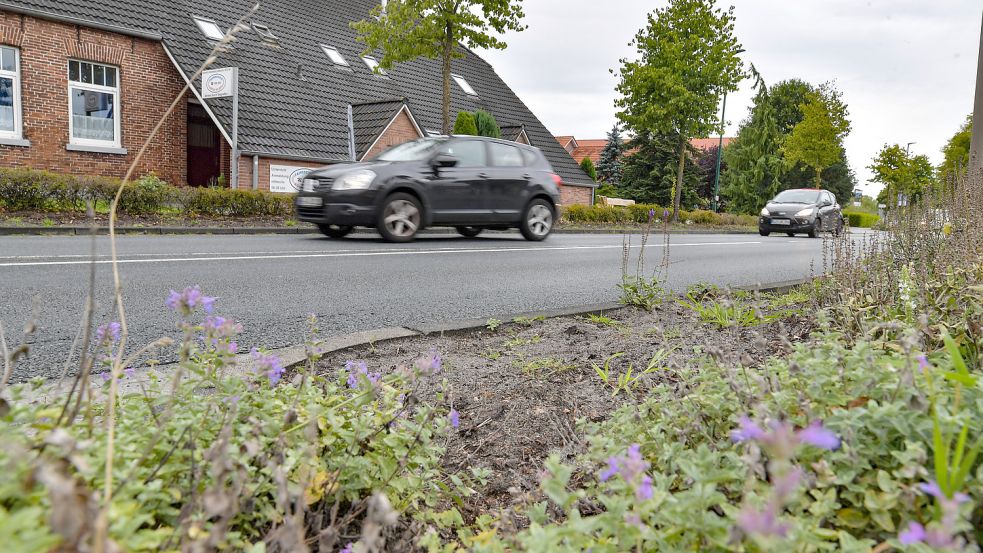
[373,138,445,161]
[772,190,821,204]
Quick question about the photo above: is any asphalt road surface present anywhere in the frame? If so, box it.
[0,230,855,382]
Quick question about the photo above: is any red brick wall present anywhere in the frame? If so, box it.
[0,12,187,184]
[362,108,421,160]
[236,154,325,192]
[560,184,592,206]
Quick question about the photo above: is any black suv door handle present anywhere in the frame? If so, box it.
[478,172,489,179]
[522,174,531,180]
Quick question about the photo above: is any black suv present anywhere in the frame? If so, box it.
[295,136,563,242]
[759,188,844,237]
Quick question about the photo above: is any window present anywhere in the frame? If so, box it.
[0,46,22,139]
[194,17,225,41]
[68,60,120,147]
[252,23,278,43]
[442,139,486,167]
[362,56,386,75]
[520,148,538,166]
[452,74,477,96]
[321,45,349,66]
[489,142,523,167]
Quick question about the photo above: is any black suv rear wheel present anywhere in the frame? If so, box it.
[377,192,422,243]
[520,199,554,241]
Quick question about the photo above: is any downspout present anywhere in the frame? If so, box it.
[347,104,357,161]
[252,155,259,190]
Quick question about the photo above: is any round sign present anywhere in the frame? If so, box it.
[289,168,312,191]
[205,73,227,94]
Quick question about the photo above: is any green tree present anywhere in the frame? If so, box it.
[768,79,814,135]
[352,0,526,134]
[869,144,936,208]
[615,0,745,222]
[474,109,501,138]
[939,115,972,180]
[580,157,597,180]
[453,111,477,135]
[720,71,785,214]
[619,133,701,207]
[597,124,626,184]
[781,85,851,187]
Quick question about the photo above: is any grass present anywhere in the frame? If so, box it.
[520,356,575,378]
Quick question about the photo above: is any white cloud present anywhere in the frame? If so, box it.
[480,0,980,195]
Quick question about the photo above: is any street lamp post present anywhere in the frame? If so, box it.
[712,92,727,212]
[970,8,983,173]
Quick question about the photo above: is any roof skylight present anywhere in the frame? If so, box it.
[452,74,477,96]
[362,56,386,75]
[193,17,225,41]
[321,45,349,66]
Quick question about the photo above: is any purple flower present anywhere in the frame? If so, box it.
[731,416,766,443]
[123,367,135,379]
[663,208,669,219]
[99,372,112,383]
[165,286,216,316]
[95,322,121,346]
[430,348,442,373]
[796,420,841,451]
[916,354,930,371]
[339,543,354,553]
[918,481,970,504]
[648,208,656,220]
[345,360,381,389]
[598,444,652,502]
[251,348,285,386]
[449,408,460,429]
[736,505,789,538]
[898,521,926,545]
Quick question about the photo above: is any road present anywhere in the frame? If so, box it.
[0,230,847,382]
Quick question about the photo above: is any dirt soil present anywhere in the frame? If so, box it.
[314,299,813,519]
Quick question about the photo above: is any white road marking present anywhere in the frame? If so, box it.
[0,241,764,268]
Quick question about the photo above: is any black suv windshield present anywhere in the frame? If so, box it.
[373,138,445,161]
[772,190,821,204]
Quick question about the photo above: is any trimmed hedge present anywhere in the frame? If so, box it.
[844,210,880,228]
[0,168,294,218]
[562,203,756,227]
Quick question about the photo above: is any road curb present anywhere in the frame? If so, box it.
[0,225,758,237]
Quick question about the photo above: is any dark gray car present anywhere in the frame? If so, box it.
[758,188,844,238]
[294,136,563,243]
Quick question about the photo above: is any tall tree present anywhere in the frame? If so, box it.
[615,0,745,222]
[939,115,972,180]
[619,132,701,207]
[597,124,626,184]
[768,79,814,135]
[781,84,851,187]
[352,0,526,134]
[720,71,785,214]
[869,144,936,208]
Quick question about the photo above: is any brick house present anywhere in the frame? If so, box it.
[557,135,735,165]
[0,0,596,204]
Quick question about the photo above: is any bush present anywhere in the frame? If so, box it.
[453,112,477,135]
[474,109,501,138]
[580,157,597,181]
[562,203,756,227]
[844,210,880,228]
[0,168,293,218]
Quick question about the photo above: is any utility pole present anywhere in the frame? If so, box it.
[971,8,983,173]
[712,92,727,212]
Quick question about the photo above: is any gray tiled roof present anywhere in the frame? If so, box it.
[0,0,595,186]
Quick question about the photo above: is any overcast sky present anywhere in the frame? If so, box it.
[479,0,980,195]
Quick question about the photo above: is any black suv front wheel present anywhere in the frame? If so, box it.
[520,199,555,241]
[378,192,422,243]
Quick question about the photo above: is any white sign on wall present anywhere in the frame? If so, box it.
[270,164,313,194]
[201,67,237,99]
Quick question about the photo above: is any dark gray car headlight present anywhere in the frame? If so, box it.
[795,207,816,217]
[333,170,376,191]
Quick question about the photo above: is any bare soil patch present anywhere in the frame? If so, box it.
[315,300,813,519]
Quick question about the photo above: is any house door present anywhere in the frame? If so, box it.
[187,103,221,186]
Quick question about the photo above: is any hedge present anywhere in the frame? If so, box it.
[562,203,756,227]
[844,210,880,228]
[0,168,294,218]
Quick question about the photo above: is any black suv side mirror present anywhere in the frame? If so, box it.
[431,153,458,169]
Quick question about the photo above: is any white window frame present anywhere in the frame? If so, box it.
[193,16,225,41]
[452,74,477,96]
[321,45,349,66]
[0,46,23,140]
[361,56,386,75]
[67,59,122,149]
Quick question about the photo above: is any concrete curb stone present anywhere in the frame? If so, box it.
[0,225,759,236]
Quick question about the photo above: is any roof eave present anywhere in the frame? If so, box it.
[0,2,163,40]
